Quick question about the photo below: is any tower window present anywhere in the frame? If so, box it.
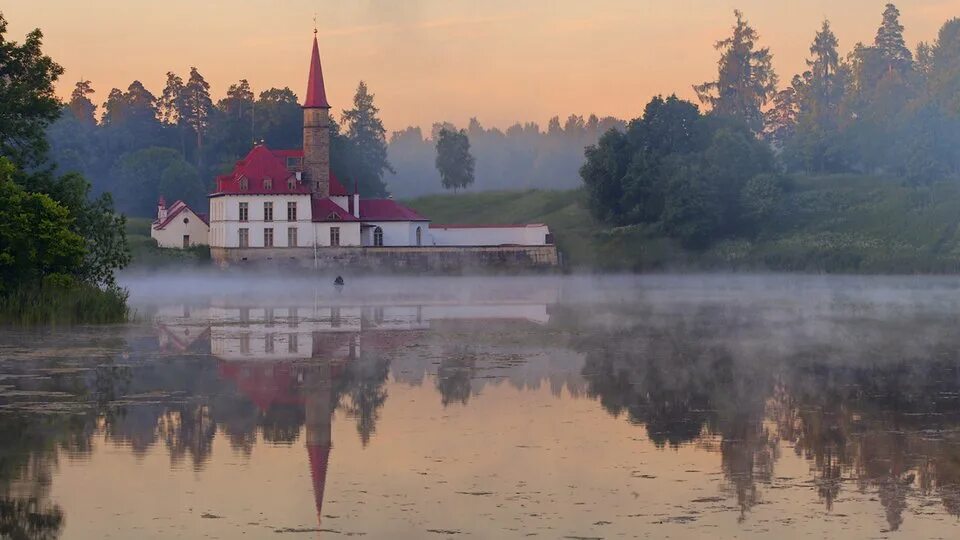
[373,226,384,247]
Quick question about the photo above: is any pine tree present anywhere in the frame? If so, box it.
[694,10,778,133]
[68,79,97,125]
[807,20,843,118]
[159,72,185,126]
[875,3,913,73]
[181,67,213,167]
[341,81,392,196]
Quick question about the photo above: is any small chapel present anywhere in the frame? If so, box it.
[192,30,557,269]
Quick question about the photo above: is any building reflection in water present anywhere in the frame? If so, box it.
[6,279,960,536]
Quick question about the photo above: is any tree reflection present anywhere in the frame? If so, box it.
[572,301,960,526]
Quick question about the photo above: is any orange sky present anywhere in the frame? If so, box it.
[5,1,957,132]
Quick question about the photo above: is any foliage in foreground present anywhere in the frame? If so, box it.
[0,276,129,325]
[0,12,130,324]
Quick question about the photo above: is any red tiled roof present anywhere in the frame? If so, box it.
[304,35,331,109]
[210,145,348,196]
[311,198,359,222]
[359,199,429,222]
[431,223,546,229]
[153,200,209,229]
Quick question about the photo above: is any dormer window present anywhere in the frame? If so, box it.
[263,177,273,191]
[327,212,342,221]
[238,176,249,191]
[287,178,296,190]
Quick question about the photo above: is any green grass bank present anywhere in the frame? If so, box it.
[406,175,960,273]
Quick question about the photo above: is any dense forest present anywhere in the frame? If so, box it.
[46,68,626,212]
[581,4,960,250]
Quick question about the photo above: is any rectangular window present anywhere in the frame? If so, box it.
[288,333,298,353]
[264,202,273,222]
[182,235,190,248]
[330,226,340,247]
[264,228,274,247]
[239,228,249,248]
[239,202,248,222]
[287,201,297,221]
[265,333,274,354]
[240,333,250,354]
[287,227,298,247]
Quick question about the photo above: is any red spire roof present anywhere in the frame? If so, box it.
[307,444,331,523]
[304,35,331,109]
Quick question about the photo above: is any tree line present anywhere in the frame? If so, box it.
[48,73,395,217]
[389,114,626,198]
[582,4,960,249]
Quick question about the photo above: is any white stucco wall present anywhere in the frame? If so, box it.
[209,194,312,248]
[361,221,429,246]
[151,208,210,248]
[429,225,551,246]
[313,222,361,247]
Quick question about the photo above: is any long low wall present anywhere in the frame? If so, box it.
[210,245,560,272]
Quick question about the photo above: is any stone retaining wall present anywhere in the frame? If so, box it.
[210,245,560,272]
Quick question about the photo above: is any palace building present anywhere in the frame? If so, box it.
[195,32,559,270]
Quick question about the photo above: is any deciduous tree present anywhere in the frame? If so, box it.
[434,128,475,193]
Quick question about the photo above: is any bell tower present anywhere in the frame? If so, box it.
[303,29,331,199]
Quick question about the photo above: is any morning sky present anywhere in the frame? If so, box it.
[6,0,956,132]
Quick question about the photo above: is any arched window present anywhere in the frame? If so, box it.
[416,226,422,246]
[373,226,384,247]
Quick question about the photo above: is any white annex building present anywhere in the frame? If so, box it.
[155,31,558,269]
[150,197,209,248]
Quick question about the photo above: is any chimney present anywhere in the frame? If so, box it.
[157,196,167,222]
[352,178,360,218]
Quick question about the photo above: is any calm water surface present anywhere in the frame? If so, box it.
[2,274,960,539]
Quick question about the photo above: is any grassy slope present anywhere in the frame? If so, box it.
[406,177,960,273]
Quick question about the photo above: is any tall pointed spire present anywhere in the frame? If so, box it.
[304,33,331,109]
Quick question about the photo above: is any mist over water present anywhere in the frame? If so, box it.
[3,273,960,538]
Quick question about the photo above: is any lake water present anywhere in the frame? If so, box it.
[2,273,960,539]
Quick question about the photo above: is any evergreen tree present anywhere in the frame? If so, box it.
[68,79,97,125]
[808,20,843,118]
[182,67,214,168]
[341,81,391,196]
[694,10,778,133]
[434,128,475,192]
[208,79,255,168]
[875,3,913,73]
[254,87,301,149]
